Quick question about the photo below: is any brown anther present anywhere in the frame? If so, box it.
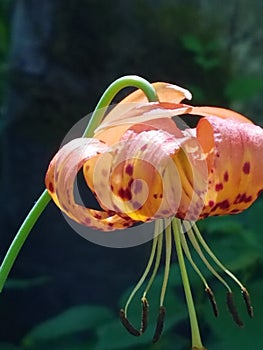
[140,297,149,333]
[152,306,166,343]
[119,309,141,336]
[205,287,219,317]
[241,288,254,318]
[226,292,244,327]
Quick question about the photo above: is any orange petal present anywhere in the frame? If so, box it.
[45,138,135,231]
[91,128,207,222]
[96,82,191,134]
[94,102,191,144]
[197,116,263,217]
[189,106,253,124]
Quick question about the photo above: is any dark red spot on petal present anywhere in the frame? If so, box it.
[153,194,158,199]
[215,183,223,191]
[243,162,250,174]
[208,200,214,207]
[125,164,134,176]
[48,182,54,193]
[123,222,131,227]
[211,199,230,212]
[94,213,102,219]
[141,144,147,151]
[118,188,132,200]
[231,209,240,213]
[224,171,229,182]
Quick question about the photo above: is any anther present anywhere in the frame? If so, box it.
[226,292,244,327]
[241,288,254,318]
[119,309,141,336]
[140,297,149,333]
[205,287,218,317]
[152,306,166,343]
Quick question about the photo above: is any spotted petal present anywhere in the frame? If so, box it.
[87,128,207,222]
[45,138,135,231]
[96,82,192,132]
[196,116,263,217]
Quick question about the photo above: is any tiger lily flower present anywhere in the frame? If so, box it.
[45,82,263,350]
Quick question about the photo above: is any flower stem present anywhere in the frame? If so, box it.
[0,190,50,292]
[83,75,159,137]
[172,219,205,350]
[0,75,159,292]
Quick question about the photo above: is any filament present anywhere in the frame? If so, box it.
[160,219,172,307]
[179,223,218,317]
[192,223,247,291]
[123,221,160,316]
[142,220,163,298]
[183,221,232,292]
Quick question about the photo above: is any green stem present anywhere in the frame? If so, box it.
[83,75,159,137]
[0,190,50,291]
[0,75,159,293]
[172,219,204,350]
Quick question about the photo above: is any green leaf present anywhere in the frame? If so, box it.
[22,305,114,346]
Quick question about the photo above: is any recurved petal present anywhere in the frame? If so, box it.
[189,106,253,124]
[94,102,191,143]
[96,82,192,134]
[45,138,135,231]
[92,128,207,222]
[198,116,263,217]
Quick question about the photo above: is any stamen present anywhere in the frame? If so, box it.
[140,297,149,333]
[123,222,160,316]
[119,309,141,336]
[192,223,254,318]
[160,219,172,306]
[120,220,163,336]
[179,225,218,317]
[183,221,232,293]
[242,288,254,318]
[205,287,219,317]
[142,226,163,298]
[152,306,166,343]
[151,219,172,342]
[227,292,244,327]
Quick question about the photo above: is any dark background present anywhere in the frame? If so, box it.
[0,1,263,349]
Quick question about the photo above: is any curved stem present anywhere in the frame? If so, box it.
[172,218,204,350]
[0,190,50,291]
[83,75,159,137]
[0,75,159,293]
